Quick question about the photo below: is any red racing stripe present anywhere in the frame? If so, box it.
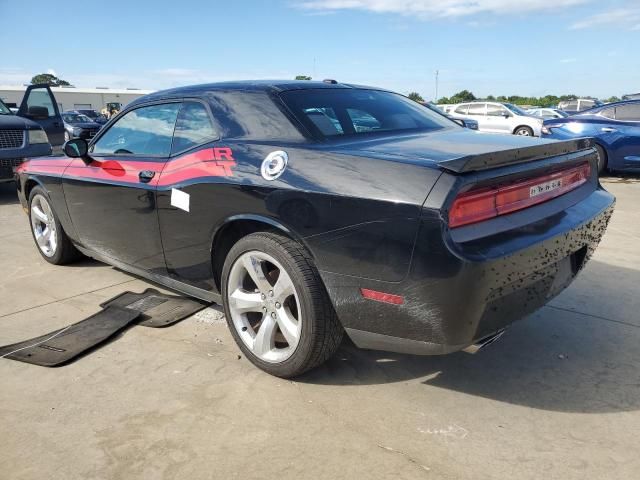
[19,147,237,187]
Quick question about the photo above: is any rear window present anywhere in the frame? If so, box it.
[280,89,453,139]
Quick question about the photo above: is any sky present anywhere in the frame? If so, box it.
[1,0,639,100]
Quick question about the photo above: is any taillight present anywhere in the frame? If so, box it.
[449,162,591,228]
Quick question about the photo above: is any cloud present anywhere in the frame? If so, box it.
[0,68,32,85]
[155,68,200,77]
[297,0,589,18]
[0,67,298,90]
[571,7,640,29]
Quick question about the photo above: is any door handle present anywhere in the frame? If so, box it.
[139,170,156,183]
[601,127,617,133]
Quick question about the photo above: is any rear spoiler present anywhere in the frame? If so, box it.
[437,138,595,173]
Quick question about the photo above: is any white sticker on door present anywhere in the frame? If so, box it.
[171,188,190,212]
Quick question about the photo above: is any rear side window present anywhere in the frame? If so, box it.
[92,103,180,156]
[280,89,452,139]
[614,104,640,121]
[454,104,469,114]
[467,103,486,116]
[171,101,218,154]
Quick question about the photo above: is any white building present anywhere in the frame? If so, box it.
[0,85,154,112]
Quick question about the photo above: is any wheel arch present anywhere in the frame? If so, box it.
[593,142,610,172]
[210,214,315,292]
[24,176,46,201]
[513,125,534,135]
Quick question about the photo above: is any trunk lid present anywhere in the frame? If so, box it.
[328,129,594,173]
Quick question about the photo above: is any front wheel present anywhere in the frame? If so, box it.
[29,186,81,265]
[221,232,343,378]
[514,126,534,136]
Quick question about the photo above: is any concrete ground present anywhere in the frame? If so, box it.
[0,177,638,480]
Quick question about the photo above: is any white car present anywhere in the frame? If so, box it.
[450,102,544,136]
[527,108,569,120]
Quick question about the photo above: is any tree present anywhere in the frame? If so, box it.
[435,91,595,107]
[407,91,425,103]
[295,75,312,81]
[31,73,71,86]
[604,96,621,103]
[448,90,476,104]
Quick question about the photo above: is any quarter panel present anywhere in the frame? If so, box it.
[156,143,441,292]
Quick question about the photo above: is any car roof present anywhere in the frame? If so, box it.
[597,99,640,108]
[148,80,383,95]
[132,80,390,105]
[576,99,640,115]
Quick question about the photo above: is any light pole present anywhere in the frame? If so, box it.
[434,70,439,102]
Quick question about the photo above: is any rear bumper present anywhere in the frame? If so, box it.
[323,187,615,355]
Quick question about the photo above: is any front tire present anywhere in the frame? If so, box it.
[29,186,81,265]
[514,126,534,136]
[221,232,343,378]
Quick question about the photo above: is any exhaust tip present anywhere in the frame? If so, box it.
[462,329,506,354]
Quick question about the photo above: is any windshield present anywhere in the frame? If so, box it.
[280,89,455,139]
[63,113,92,123]
[0,99,11,115]
[78,110,97,118]
[504,103,529,116]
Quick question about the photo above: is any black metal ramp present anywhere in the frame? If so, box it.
[0,306,141,367]
[100,288,209,328]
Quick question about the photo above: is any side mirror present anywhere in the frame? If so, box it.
[63,138,92,164]
[501,111,511,118]
[27,106,50,120]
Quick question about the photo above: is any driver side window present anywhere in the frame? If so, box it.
[487,104,507,116]
[91,103,180,156]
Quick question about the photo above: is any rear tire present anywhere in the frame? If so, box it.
[221,231,343,378]
[29,186,81,265]
[594,144,608,175]
[514,126,534,136]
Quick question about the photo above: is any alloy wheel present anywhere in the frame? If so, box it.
[227,251,302,363]
[30,195,58,257]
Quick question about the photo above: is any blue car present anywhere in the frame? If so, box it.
[542,100,640,174]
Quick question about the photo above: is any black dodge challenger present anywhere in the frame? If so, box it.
[15,80,615,377]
